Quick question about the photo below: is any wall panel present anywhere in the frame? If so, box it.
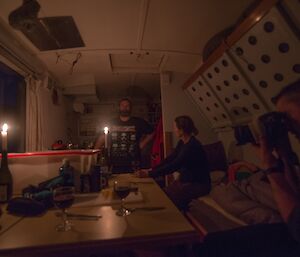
[230,7,300,110]
[186,75,231,128]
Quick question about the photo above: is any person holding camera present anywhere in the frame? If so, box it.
[259,79,300,242]
[194,81,300,257]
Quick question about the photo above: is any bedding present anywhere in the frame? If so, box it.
[210,171,282,224]
[189,198,245,234]
[189,170,281,233]
[198,196,246,226]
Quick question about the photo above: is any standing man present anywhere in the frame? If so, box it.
[94,98,154,172]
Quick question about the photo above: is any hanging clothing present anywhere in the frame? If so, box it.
[151,117,164,168]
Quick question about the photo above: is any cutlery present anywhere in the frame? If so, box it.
[55,212,102,220]
[129,206,165,212]
[129,181,153,184]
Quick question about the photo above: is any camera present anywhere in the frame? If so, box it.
[257,112,290,149]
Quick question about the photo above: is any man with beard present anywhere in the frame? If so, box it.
[94,98,153,172]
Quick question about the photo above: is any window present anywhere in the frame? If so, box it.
[0,61,26,153]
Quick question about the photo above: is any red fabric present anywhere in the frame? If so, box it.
[151,117,164,167]
[227,165,240,182]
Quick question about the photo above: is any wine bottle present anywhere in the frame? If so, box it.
[59,158,75,186]
[0,151,13,203]
[99,147,110,174]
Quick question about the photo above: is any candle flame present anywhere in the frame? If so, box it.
[2,123,8,133]
[104,126,109,134]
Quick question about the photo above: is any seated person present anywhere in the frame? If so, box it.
[136,115,211,210]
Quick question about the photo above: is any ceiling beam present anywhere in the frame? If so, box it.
[136,0,150,51]
[36,48,201,58]
[111,67,159,73]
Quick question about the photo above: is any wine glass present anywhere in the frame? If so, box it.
[114,180,131,216]
[53,186,75,231]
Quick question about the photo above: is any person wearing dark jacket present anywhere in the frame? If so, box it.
[136,115,211,210]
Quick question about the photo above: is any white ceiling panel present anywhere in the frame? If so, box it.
[111,52,163,70]
[0,0,258,102]
[38,51,111,76]
[161,53,201,73]
[142,0,254,53]
[0,0,141,50]
[41,0,140,49]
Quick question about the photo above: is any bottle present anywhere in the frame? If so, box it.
[59,159,74,186]
[0,151,13,203]
[90,165,101,192]
[99,148,110,175]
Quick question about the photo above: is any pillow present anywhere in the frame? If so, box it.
[210,183,281,224]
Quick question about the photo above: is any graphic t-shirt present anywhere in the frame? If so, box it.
[109,117,153,169]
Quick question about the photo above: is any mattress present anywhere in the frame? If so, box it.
[188,196,247,235]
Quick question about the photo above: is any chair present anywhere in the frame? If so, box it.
[203,141,227,172]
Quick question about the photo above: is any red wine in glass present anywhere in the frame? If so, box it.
[114,181,132,216]
[54,194,74,209]
[115,186,131,199]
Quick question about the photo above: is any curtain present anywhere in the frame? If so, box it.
[25,75,48,151]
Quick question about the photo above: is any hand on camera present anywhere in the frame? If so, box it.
[257,136,278,169]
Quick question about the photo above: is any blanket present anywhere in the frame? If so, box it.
[210,171,282,224]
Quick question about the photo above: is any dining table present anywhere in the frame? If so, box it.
[0,173,200,257]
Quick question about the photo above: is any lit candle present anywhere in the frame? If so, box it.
[1,123,8,151]
[104,126,109,149]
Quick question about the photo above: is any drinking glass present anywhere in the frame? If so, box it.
[114,180,131,216]
[53,186,75,231]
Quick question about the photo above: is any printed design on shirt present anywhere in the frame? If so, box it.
[111,125,136,132]
[110,125,138,166]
